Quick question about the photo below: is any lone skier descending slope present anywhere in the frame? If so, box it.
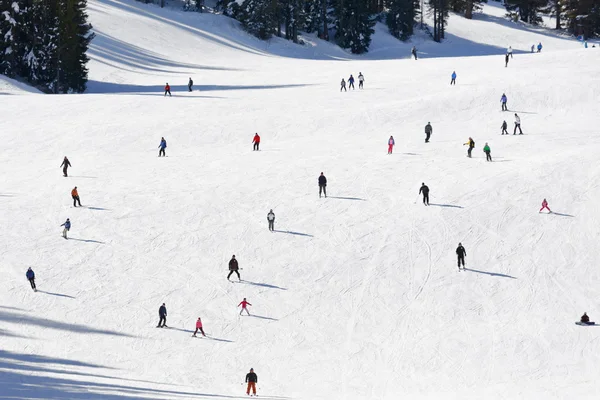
[157,303,167,328]
[388,136,395,154]
[26,267,36,291]
[245,368,258,396]
[238,298,252,316]
[318,172,327,198]
[419,183,430,206]
[456,243,466,271]
[539,198,551,213]
[228,255,240,281]
[60,156,71,177]
[252,133,260,151]
[425,122,433,143]
[267,209,275,231]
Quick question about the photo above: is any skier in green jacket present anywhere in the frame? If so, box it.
[483,143,492,162]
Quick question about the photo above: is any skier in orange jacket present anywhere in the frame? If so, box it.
[71,187,81,207]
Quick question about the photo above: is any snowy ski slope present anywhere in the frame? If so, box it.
[2,1,600,399]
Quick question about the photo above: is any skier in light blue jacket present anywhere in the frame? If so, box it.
[61,218,71,239]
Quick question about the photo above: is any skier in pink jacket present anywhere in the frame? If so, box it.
[539,198,551,213]
[192,317,205,337]
[388,136,395,154]
[238,298,252,316]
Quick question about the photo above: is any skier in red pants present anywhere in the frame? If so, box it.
[388,136,395,154]
[539,198,551,213]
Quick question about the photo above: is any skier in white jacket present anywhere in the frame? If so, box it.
[514,113,523,135]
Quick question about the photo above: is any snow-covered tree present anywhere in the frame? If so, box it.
[332,0,376,54]
[385,0,420,40]
[504,0,547,25]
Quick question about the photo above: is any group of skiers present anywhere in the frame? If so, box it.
[340,73,365,91]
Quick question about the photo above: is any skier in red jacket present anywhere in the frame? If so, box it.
[238,298,252,315]
[164,83,171,97]
[252,133,260,151]
[539,198,551,213]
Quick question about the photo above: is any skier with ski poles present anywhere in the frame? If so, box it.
[238,298,252,315]
[456,243,466,271]
[228,255,240,281]
[60,156,71,177]
[267,209,275,231]
[26,267,36,291]
[419,183,430,206]
[61,218,71,239]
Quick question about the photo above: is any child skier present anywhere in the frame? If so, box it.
[26,267,36,291]
[267,209,275,231]
[164,83,171,96]
[252,133,260,151]
[483,142,492,162]
[348,74,355,90]
[425,122,433,143]
[464,137,475,158]
[501,120,508,135]
[340,79,346,92]
[192,317,205,337]
[450,71,456,85]
[388,136,395,154]
[61,218,71,239]
[246,368,258,396]
[358,72,364,89]
[238,298,252,316]
[539,199,551,213]
[501,93,508,111]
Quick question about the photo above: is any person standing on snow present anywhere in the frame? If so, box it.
[348,74,355,90]
[71,187,81,207]
[358,72,365,89]
[164,83,171,97]
[505,53,510,67]
[501,93,508,111]
[340,78,346,92]
[539,198,551,213]
[188,77,193,92]
[501,120,508,135]
[464,137,475,158]
[456,243,467,271]
[411,46,418,60]
[388,136,395,154]
[157,303,168,328]
[252,133,260,151]
[514,113,523,135]
[425,122,433,143]
[531,44,535,53]
[158,137,167,157]
[507,46,513,58]
[267,209,275,231]
[483,142,492,162]
[60,156,71,177]
[245,368,258,396]
[227,255,240,281]
[537,42,543,52]
[192,317,205,337]
[61,218,71,239]
[450,71,457,85]
[318,172,327,198]
[26,267,36,291]
[238,298,252,316]
[419,183,430,206]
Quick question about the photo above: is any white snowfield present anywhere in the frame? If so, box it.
[2,0,600,399]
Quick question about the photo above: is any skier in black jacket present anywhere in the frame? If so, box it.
[318,172,327,198]
[245,368,258,396]
[188,77,193,92]
[157,303,167,327]
[456,243,466,271]
[419,183,429,205]
[501,121,508,135]
[60,156,71,177]
[227,255,240,281]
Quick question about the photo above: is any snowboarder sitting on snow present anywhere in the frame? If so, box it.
[157,303,167,328]
[388,136,395,154]
[239,298,252,315]
[419,183,430,206]
[267,209,275,231]
[159,137,167,157]
[348,74,355,90]
[71,187,81,207]
[450,71,456,85]
[358,72,364,89]
[464,137,475,158]
[61,218,71,239]
[60,156,71,177]
[188,77,193,92]
[483,142,492,162]
[340,79,346,92]
[581,313,590,323]
[501,93,508,111]
[246,368,258,396]
[26,267,36,291]
[252,133,260,151]
[501,120,508,135]
[425,122,433,143]
[228,255,240,281]
[318,172,327,198]
[539,198,551,213]
[192,317,205,337]
[456,243,466,270]
[164,83,171,97]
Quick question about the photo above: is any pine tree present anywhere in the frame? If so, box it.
[386,0,419,40]
[23,0,59,87]
[0,0,27,77]
[281,0,305,43]
[333,0,375,53]
[428,0,449,42]
[239,0,275,40]
[504,0,547,25]
[563,0,600,38]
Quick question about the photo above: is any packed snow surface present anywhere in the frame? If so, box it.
[2,0,600,399]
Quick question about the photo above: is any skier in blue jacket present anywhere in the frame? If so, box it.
[26,267,36,291]
[348,74,355,90]
[537,42,543,52]
[61,218,71,239]
[158,137,167,157]
[501,93,508,111]
[451,71,456,85]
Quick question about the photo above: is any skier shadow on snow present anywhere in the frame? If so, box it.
[328,196,366,201]
[37,291,75,299]
[69,176,97,179]
[248,315,278,321]
[542,211,574,217]
[273,230,313,238]
[239,280,287,291]
[86,207,110,211]
[464,268,517,279]
[429,203,463,209]
[87,81,314,95]
[68,238,105,244]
